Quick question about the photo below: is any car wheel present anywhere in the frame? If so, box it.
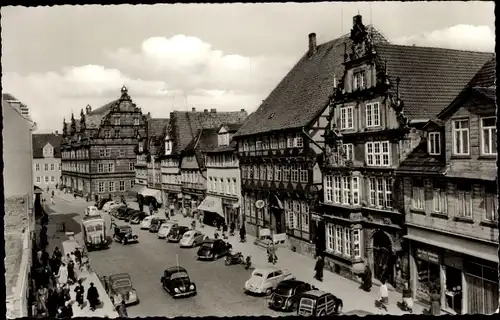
[265,288,273,296]
[290,301,298,312]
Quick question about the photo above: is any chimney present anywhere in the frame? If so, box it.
[204,109,209,113]
[353,14,362,27]
[210,108,216,113]
[308,33,317,57]
[241,109,245,112]
[192,107,196,112]
[86,104,92,114]
[55,130,59,135]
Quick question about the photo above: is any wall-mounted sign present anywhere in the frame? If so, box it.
[416,248,440,264]
[255,200,265,209]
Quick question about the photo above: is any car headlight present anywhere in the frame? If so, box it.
[189,284,195,290]
[174,288,180,293]
[286,299,292,307]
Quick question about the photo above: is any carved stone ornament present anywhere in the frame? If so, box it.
[383,218,392,225]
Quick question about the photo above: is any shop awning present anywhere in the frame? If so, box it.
[404,234,498,263]
[197,196,224,218]
[139,188,162,204]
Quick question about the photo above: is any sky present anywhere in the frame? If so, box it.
[1,2,495,133]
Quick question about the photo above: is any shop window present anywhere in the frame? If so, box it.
[445,266,462,314]
[415,249,441,304]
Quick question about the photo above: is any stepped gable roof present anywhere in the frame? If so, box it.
[32,133,63,158]
[85,99,119,129]
[396,141,445,174]
[235,25,388,138]
[171,110,248,154]
[374,43,493,120]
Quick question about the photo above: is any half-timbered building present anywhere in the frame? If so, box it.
[321,15,493,290]
[397,57,497,314]
[61,86,147,200]
[233,21,389,258]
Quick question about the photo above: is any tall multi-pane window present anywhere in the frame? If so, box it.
[108,163,114,173]
[44,164,49,171]
[452,119,470,155]
[433,189,447,214]
[254,165,259,180]
[98,164,104,173]
[260,165,266,181]
[428,132,441,155]
[342,143,354,161]
[340,106,354,129]
[270,137,278,149]
[291,164,299,182]
[35,164,40,171]
[366,141,390,166]
[457,185,472,218]
[334,176,342,203]
[274,165,281,181]
[301,202,309,232]
[279,137,286,149]
[295,134,303,148]
[267,165,273,181]
[481,117,496,155]
[365,102,380,127]
[119,181,125,191]
[411,180,425,210]
[299,164,308,183]
[287,136,294,148]
[98,182,105,193]
[353,70,366,90]
[108,181,115,192]
[342,177,351,205]
[326,224,335,252]
[368,177,393,209]
[283,165,290,181]
[325,175,333,202]
[353,229,361,258]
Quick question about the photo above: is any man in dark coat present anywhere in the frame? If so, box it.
[67,260,76,284]
[47,288,59,318]
[74,279,84,309]
[239,225,246,242]
[53,247,63,261]
[361,265,372,292]
[314,256,325,281]
[87,282,100,311]
[41,250,50,266]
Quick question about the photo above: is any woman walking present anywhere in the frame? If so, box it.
[430,286,441,315]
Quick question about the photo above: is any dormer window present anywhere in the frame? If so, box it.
[139,144,144,152]
[218,133,229,146]
[165,140,173,155]
[428,132,441,155]
[353,70,366,90]
[43,146,54,157]
[115,118,120,126]
[134,118,140,126]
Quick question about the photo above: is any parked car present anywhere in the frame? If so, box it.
[296,290,343,316]
[179,230,206,248]
[118,208,135,220]
[161,266,197,298]
[167,226,190,242]
[124,209,140,222]
[140,215,156,230]
[84,206,100,217]
[103,201,121,213]
[106,273,139,306]
[267,280,314,312]
[244,267,295,296]
[149,218,168,233]
[111,205,127,217]
[129,211,148,224]
[113,225,139,244]
[196,239,232,260]
[96,198,111,210]
[157,221,179,239]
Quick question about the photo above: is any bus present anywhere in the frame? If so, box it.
[81,215,107,250]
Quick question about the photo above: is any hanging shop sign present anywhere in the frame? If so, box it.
[416,248,440,264]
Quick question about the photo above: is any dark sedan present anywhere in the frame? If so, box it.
[118,208,135,220]
[149,218,168,233]
[129,211,148,224]
[124,209,140,222]
[267,280,314,312]
[161,266,197,298]
[196,239,232,260]
[167,226,190,242]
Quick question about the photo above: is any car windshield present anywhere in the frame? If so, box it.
[112,279,131,289]
[201,242,213,248]
[183,232,193,238]
[275,286,293,296]
[95,224,103,231]
[171,272,189,280]
[252,272,263,278]
[160,224,170,229]
[86,225,95,232]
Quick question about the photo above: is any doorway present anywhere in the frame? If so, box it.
[373,230,394,284]
[272,208,285,234]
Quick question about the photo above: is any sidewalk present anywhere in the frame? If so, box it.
[125,202,423,315]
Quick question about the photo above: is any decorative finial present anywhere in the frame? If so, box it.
[121,85,128,94]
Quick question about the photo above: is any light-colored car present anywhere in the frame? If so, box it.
[103,201,122,213]
[179,230,206,248]
[85,206,100,217]
[107,273,139,306]
[244,267,295,296]
[140,215,156,230]
[157,221,179,239]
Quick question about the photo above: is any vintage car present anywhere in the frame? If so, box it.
[82,215,107,250]
[102,201,121,213]
[244,267,295,296]
[267,280,314,312]
[196,239,232,260]
[96,198,112,210]
[149,218,168,233]
[107,273,139,306]
[117,208,135,220]
[179,230,206,248]
[110,205,127,218]
[124,209,140,222]
[157,221,179,239]
[129,211,148,224]
[140,215,156,229]
[167,225,190,242]
[160,266,197,298]
[84,206,100,217]
[296,290,343,316]
[113,225,139,244]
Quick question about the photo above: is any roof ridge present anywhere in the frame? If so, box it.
[378,42,494,55]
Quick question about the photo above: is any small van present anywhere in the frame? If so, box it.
[296,290,342,316]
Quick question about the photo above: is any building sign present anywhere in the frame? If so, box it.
[416,248,440,264]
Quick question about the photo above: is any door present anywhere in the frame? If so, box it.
[267,272,277,288]
[316,296,326,315]
[325,294,336,314]
[372,231,394,283]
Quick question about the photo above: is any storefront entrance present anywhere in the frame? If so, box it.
[372,231,394,284]
[464,260,498,314]
[415,248,441,304]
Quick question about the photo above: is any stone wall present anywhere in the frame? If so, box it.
[288,236,316,259]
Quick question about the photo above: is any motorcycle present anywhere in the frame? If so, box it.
[244,255,252,270]
[225,252,244,266]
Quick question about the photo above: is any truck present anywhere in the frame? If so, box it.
[81,214,108,250]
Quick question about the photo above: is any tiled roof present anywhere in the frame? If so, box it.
[2,93,18,101]
[375,43,493,120]
[472,87,495,100]
[468,57,496,88]
[188,128,219,152]
[170,110,248,154]
[235,26,388,137]
[32,133,63,158]
[221,123,243,132]
[204,140,238,153]
[147,118,169,138]
[396,142,445,174]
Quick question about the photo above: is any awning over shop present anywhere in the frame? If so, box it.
[139,188,162,204]
[197,196,224,218]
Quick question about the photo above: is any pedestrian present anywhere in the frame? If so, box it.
[51,195,55,204]
[430,286,441,315]
[41,212,49,226]
[314,255,324,282]
[402,281,413,312]
[87,282,100,311]
[59,300,74,318]
[47,288,59,318]
[41,250,50,266]
[102,276,109,293]
[74,279,84,309]
[182,206,187,217]
[67,260,76,284]
[222,223,228,239]
[169,204,174,217]
[240,225,246,242]
[53,247,63,261]
[378,279,389,311]
[360,265,372,292]
[37,248,44,266]
[230,221,236,236]
[74,248,82,268]
[116,300,128,317]
[57,262,68,285]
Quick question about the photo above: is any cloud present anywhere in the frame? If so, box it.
[392,24,495,52]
